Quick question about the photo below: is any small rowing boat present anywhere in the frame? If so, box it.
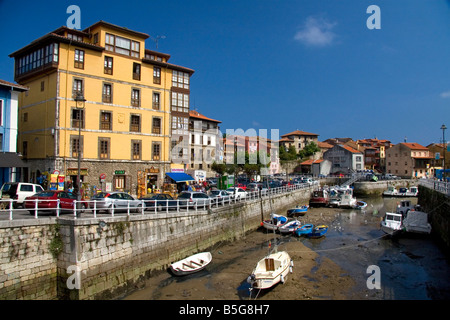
[169,252,212,276]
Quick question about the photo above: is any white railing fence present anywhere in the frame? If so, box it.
[419,179,450,196]
[0,182,317,221]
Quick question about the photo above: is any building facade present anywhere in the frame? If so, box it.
[279,130,319,154]
[386,143,432,178]
[187,110,221,180]
[323,144,364,174]
[9,21,194,196]
[0,80,29,185]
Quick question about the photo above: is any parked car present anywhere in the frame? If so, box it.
[177,191,213,208]
[0,182,44,208]
[209,190,231,203]
[246,183,268,195]
[90,192,142,214]
[225,187,248,200]
[24,190,88,214]
[139,193,178,211]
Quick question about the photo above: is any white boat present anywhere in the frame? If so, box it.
[261,213,288,231]
[380,212,403,235]
[247,251,293,290]
[382,186,398,197]
[278,219,301,234]
[353,200,367,210]
[169,252,212,276]
[396,200,421,216]
[328,186,356,208]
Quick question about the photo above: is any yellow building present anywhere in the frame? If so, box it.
[9,21,194,196]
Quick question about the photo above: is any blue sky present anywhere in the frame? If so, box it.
[1,0,449,146]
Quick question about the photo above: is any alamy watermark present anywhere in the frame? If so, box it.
[366,265,381,290]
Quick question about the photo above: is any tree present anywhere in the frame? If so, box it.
[298,141,320,159]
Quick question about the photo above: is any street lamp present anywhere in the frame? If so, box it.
[74,93,86,205]
[441,124,447,181]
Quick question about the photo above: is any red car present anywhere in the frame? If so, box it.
[24,190,88,215]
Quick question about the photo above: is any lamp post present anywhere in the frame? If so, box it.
[441,124,447,181]
[74,93,86,206]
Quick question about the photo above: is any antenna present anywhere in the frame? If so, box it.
[149,35,166,49]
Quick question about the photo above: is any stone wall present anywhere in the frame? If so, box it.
[353,179,417,196]
[0,186,313,300]
[418,185,450,249]
[0,219,58,299]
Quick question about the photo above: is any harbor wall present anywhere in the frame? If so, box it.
[353,179,417,196]
[0,187,312,300]
[417,186,450,249]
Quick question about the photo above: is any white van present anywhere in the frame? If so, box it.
[0,182,44,208]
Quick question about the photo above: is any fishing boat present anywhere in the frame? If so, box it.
[278,219,301,234]
[169,252,212,276]
[261,214,288,231]
[309,189,329,207]
[353,201,367,210]
[308,225,329,238]
[295,223,314,236]
[247,251,293,290]
[402,210,431,234]
[382,186,398,197]
[286,205,309,217]
[380,212,403,235]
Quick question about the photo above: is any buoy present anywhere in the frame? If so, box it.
[280,274,285,283]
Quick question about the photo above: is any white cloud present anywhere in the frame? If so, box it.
[440,91,450,98]
[294,16,337,47]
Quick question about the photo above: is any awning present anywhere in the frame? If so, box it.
[0,153,29,168]
[165,172,195,183]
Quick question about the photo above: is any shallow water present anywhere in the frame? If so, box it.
[294,196,450,299]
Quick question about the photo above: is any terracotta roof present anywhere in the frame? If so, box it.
[401,143,428,150]
[0,79,28,91]
[281,130,319,137]
[279,137,294,142]
[300,159,324,165]
[83,20,150,39]
[339,144,362,154]
[317,141,333,149]
[189,110,221,123]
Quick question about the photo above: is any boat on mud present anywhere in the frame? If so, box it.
[286,205,308,217]
[247,251,293,290]
[169,252,212,276]
[261,213,288,231]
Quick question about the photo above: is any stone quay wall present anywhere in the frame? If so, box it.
[418,185,450,249]
[353,179,417,196]
[0,186,313,300]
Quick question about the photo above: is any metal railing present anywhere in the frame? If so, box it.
[419,179,450,196]
[0,182,317,221]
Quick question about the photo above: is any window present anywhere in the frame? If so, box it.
[152,118,161,134]
[104,56,113,75]
[152,143,161,161]
[74,49,84,69]
[131,89,140,107]
[72,78,83,97]
[152,92,160,110]
[100,111,112,130]
[16,43,58,77]
[171,116,189,134]
[71,108,84,129]
[40,81,45,91]
[22,141,28,157]
[99,138,110,159]
[133,63,141,80]
[105,33,140,57]
[93,33,99,44]
[172,70,190,89]
[153,67,161,84]
[132,140,141,160]
[71,135,83,158]
[102,83,112,103]
[23,112,28,122]
[171,92,189,113]
[130,115,140,132]
[68,33,83,42]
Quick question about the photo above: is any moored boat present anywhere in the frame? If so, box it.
[380,212,403,235]
[353,201,367,210]
[309,189,329,207]
[261,213,288,231]
[308,225,329,238]
[247,251,293,290]
[295,223,314,236]
[287,205,309,217]
[278,219,301,234]
[169,252,212,276]
[382,186,398,197]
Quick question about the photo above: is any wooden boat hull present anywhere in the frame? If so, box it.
[308,225,329,238]
[295,224,314,236]
[287,205,308,217]
[279,220,301,234]
[170,252,212,276]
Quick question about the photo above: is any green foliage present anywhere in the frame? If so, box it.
[49,223,63,259]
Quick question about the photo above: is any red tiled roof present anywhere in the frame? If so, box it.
[401,143,428,150]
[317,141,333,149]
[300,159,324,165]
[340,144,362,154]
[281,130,319,137]
[189,110,221,123]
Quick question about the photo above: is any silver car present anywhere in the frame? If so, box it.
[177,191,213,208]
[89,192,142,214]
